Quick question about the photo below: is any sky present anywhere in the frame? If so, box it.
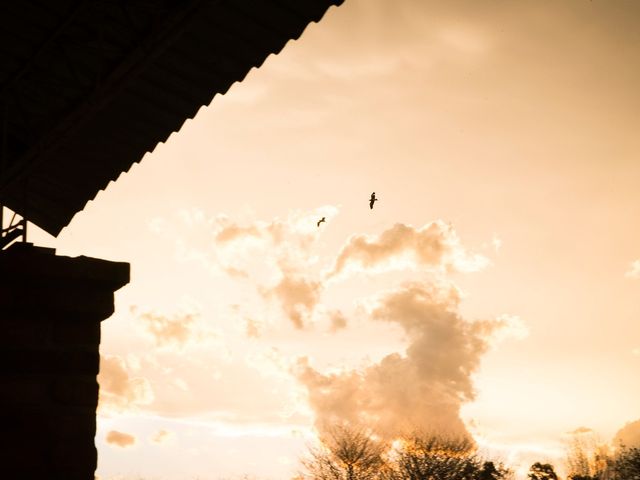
[26,0,640,478]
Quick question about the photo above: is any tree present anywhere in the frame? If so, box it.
[390,435,511,480]
[301,426,388,480]
[301,428,513,480]
[477,461,512,480]
[611,446,640,480]
[566,432,612,480]
[527,462,558,480]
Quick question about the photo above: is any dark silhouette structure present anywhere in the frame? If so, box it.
[317,216,326,227]
[0,0,343,237]
[0,1,342,478]
[0,243,129,479]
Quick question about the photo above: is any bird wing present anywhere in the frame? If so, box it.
[369,199,374,209]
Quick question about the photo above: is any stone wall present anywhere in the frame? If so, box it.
[0,243,129,480]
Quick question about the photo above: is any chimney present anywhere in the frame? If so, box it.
[0,243,129,480]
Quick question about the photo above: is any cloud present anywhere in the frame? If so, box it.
[224,266,250,279]
[490,314,529,342]
[262,273,322,329]
[147,210,508,430]
[131,304,218,349]
[98,355,154,411]
[137,310,199,348]
[490,234,502,253]
[613,419,640,448]
[296,282,509,441]
[329,221,488,278]
[153,207,338,329]
[245,318,262,338]
[328,310,348,333]
[133,344,305,423]
[625,259,640,279]
[158,207,339,278]
[211,210,339,328]
[216,224,261,243]
[150,429,173,445]
[139,311,197,347]
[106,430,136,448]
[210,208,337,269]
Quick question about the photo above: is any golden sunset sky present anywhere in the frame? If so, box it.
[28,1,640,478]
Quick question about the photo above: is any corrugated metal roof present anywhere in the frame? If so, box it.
[0,0,343,236]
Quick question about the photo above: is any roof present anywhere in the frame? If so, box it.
[0,0,342,236]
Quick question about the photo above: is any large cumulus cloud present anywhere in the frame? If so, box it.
[147,208,507,436]
[296,282,508,441]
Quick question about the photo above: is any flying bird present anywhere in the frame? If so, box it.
[317,217,326,227]
[369,192,378,210]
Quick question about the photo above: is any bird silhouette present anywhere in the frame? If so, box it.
[317,217,326,227]
[369,192,378,210]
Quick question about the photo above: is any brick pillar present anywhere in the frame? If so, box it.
[0,243,129,480]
